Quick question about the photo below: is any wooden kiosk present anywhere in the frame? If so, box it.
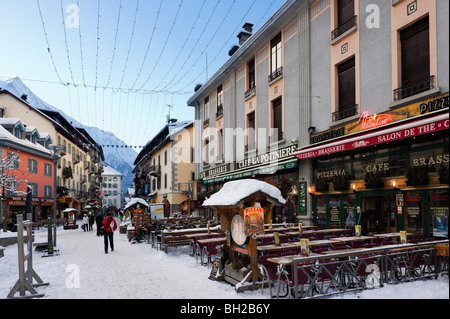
[203,180,285,291]
[123,198,150,241]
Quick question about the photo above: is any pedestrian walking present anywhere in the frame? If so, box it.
[82,214,89,232]
[89,213,95,231]
[102,213,117,254]
[95,212,104,236]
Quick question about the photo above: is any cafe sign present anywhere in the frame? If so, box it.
[295,115,448,160]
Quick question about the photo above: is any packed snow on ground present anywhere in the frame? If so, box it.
[0,221,448,299]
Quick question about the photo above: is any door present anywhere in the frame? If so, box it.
[361,197,382,235]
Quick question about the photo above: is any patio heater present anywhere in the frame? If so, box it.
[49,145,64,248]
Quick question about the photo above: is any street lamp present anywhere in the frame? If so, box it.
[49,145,64,249]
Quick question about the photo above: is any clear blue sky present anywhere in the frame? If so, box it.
[0,0,286,148]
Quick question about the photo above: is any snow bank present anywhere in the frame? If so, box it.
[203,179,286,207]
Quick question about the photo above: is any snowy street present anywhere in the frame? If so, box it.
[1,219,448,300]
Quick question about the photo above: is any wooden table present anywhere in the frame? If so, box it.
[319,247,367,255]
[330,236,375,243]
[267,253,323,266]
[372,232,410,239]
[196,237,226,244]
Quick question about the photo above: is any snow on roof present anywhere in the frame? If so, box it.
[0,124,51,156]
[102,165,122,176]
[124,198,149,211]
[203,179,286,207]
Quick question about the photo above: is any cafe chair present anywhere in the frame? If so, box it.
[278,262,314,299]
[259,254,279,298]
[201,241,221,268]
[315,232,325,240]
[371,237,385,246]
[351,240,365,249]
[316,259,339,293]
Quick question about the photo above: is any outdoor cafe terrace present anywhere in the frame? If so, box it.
[147,222,449,299]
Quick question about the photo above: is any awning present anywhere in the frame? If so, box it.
[295,113,449,160]
[204,158,298,184]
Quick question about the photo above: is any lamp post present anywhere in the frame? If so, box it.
[49,145,64,248]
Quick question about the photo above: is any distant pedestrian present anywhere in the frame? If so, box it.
[95,213,104,236]
[88,213,95,231]
[102,213,117,254]
[82,214,89,232]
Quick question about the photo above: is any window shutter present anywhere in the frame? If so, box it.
[338,57,356,111]
[401,16,430,86]
[337,0,354,26]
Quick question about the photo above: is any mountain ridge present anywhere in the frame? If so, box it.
[0,76,136,192]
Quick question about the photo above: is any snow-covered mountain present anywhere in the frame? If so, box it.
[0,76,137,191]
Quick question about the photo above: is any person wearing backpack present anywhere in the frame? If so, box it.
[102,212,117,254]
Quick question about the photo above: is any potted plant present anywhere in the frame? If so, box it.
[333,174,349,191]
[364,171,383,189]
[314,176,329,192]
[405,165,429,186]
[438,164,449,184]
[62,166,73,180]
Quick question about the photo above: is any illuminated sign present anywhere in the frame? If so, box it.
[358,111,393,130]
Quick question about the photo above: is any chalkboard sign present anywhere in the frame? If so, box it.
[209,247,224,281]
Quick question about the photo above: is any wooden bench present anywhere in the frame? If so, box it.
[33,242,48,252]
[161,235,192,253]
[0,246,5,258]
[156,228,221,251]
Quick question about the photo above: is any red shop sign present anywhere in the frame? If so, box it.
[295,116,448,160]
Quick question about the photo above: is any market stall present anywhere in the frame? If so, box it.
[62,208,78,230]
[123,198,150,242]
[203,179,285,291]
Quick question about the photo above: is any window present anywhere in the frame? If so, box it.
[247,112,256,151]
[337,0,354,27]
[248,58,255,90]
[44,185,52,198]
[28,158,38,174]
[217,129,224,161]
[335,57,357,121]
[217,85,223,109]
[7,152,19,170]
[270,33,282,81]
[203,97,210,126]
[164,173,167,189]
[396,16,431,100]
[271,98,283,143]
[203,138,210,166]
[44,163,52,177]
[164,150,167,166]
[29,183,38,197]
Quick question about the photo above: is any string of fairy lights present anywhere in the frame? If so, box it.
[26,0,281,150]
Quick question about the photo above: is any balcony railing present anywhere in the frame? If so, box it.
[244,86,256,99]
[269,131,284,144]
[216,104,223,118]
[393,76,435,101]
[268,67,283,83]
[148,165,161,176]
[332,105,358,122]
[331,15,357,40]
[203,118,210,127]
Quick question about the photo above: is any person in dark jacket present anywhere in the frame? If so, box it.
[102,213,117,254]
[95,213,104,236]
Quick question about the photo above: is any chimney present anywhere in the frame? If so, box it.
[237,22,254,45]
[21,94,28,101]
[228,45,239,56]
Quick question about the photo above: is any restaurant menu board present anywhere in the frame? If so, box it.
[209,247,224,281]
[300,239,309,256]
[244,206,264,235]
[430,190,449,238]
[400,231,407,244]
[133,207,144,228]
[299,182,307,215]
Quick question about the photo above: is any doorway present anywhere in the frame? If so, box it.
[361,195,397,235]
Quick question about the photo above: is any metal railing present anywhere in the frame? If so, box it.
[331,15,357,40]
[284,240,448,299]
[393,76,434,101]
[332,105,358,122]
[268,67,283,83]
